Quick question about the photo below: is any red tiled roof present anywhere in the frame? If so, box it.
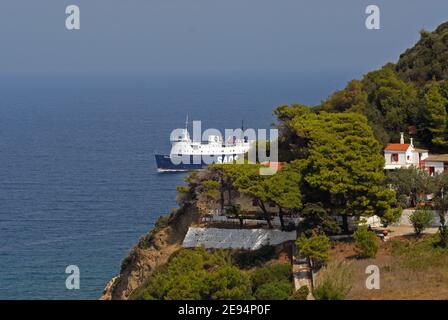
[384,143,410,152]
[424,154,448,162]
[261,161,286,170]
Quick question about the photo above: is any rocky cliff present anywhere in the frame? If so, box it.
[100,205,199,300]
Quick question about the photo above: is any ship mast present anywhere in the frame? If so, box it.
[183,115,190,142]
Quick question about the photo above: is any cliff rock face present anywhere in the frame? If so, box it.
[100,205,199,300]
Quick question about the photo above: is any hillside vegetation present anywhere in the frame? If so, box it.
[130,246,298,300]
[286,22,448,152]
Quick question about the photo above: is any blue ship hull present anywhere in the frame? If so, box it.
[154,154,241,172]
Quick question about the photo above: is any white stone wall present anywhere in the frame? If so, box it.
[398,209,444,227]
[423,161,444,174]
[182,227,296,250]
[384,151,406,166]
[405,148,414,164]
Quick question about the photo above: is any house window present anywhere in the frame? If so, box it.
[428,167,435,176]
[407,155,410,160]
[252,199,258,206]
[391,153,399,162]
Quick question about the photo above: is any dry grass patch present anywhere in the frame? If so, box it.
[328,235,448,300]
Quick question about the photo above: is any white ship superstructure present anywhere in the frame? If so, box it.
[155,120,252,172]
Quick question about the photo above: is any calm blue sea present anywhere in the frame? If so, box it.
[0,71,356,299]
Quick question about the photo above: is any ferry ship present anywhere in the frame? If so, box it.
[155,120,252,172]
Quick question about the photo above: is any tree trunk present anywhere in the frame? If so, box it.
[342,215,349,234]
[439,210,448,248]
[220,190,224,212]
[278,206,285,231]
[259,201,273,229]
[218,176,224,212]
[238,215,244,227]
[411,190,417,207]
[227,187,232,206]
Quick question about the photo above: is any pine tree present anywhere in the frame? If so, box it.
[424,80,448,148]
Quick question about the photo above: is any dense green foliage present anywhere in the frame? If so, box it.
[233,246,276,268]
[299,202,341,236]
[385,167,432,208]
[276,108,400,230]
[251,264,293,300]
[254,280,292,300]
[353,226,378,258]
[409,206,434,236]
[305,23,448,151]
[131,248,294,300]
[396,24,448,85]
[229,164,302,229]
[269,23,448,237]
[318,64,421,147]
[289,285,309,300]
[250,263,292,290]
[421,80,448,148]
[131,247,252,300]
[296,233,330,268]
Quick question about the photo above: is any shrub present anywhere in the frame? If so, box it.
[250,263,292,290]
[313,261,353,300]
[289,286,309,300]
[154,214,170,229]
[246,260,293,301]
[396,194,410,209]
[434,197,448,247]
[353,225,378,258]
[233,246,276,268]
[296,233,330,268]
[131,247,253,300]
[439,224,448,248]
[409,207,433,236]
[254,280,293,300]
[208,264,253,300]
[381,207,403,227]
[176,185,191,205]
[299,202,341,236]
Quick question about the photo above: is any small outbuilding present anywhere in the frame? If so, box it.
[423,154,448,176]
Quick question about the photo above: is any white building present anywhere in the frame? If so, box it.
[384,133,428,170]
[423,154,448,175]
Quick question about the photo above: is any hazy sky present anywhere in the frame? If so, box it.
[1,0,447,74]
